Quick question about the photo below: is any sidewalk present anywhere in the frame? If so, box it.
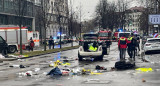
[0,43,79,62]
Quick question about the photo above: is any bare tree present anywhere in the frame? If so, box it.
[13,0,29,54]
[96,0,118,31]
[38,0,52,51]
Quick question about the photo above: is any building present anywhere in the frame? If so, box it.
[0,0,35,31]
[34,0,68,38]
[125,6,145,32]
[47,0,68,38]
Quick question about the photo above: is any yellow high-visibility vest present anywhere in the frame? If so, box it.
[127,37,132,41]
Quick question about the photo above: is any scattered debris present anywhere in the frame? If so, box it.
[136,68,153,72]
[142,79,146,82]
[26,71,33,76]
[0,54,5,58]
[10,65,28,68]
[47,67,62,76]
[95,65,107,70]
[111,67,116,71]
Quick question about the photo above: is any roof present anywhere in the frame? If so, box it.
[0,27,27,30]
[147,38,160,40]
[99,30,111,33]
[127,6,145,12]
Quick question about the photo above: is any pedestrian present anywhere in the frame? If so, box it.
[118,34,128,61]
[52,39,54,49]
[136,35,140,51]
[29,38,34,51]
[48,36,53,49]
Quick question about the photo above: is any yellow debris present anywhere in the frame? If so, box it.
[24,55,29,57]
[62,63,71,66]
[90,72,102,75]
[54,60,62,67]
[136,68,153,72]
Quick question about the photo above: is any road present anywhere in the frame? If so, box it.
[0,42,160,86]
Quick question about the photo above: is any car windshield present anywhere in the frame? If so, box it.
[0,36,4,43]
[147,39,160,43]
[83,34,98,40]
[99,33,108,37]
[119,33,130,38]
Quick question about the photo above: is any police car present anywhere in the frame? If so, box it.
[78,33,103,61]
[144,38,160,54]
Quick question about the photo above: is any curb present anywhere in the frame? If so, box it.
[0,46,79,61]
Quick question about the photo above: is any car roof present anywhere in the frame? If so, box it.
[147,38,160,40]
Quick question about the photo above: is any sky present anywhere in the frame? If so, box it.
[70,0,141,21]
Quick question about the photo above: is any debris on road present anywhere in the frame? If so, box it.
[9,65,28,68]
[0,54,5,58]
[95,65,107,70]
[47,67,62,76]
[142,79,146,82]
[136,68,153,72]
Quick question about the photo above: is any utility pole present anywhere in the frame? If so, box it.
[79,3,82,39]
[70,0,73,47]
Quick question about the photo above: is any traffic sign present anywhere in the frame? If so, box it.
[149,14,160,25]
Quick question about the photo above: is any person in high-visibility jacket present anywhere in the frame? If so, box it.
[118,35,128,61]
[88,43,97,52]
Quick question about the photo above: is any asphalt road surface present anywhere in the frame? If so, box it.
[0,42,160,86]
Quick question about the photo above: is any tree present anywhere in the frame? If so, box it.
[95,0,118,31]
[13,0,28,54]
[54,0,69,48]
[38,0,52,51]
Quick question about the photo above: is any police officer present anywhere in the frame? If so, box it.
[118,34,128,61]
[129,35,137,63]
[127,34,132,58]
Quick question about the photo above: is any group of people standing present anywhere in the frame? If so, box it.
[28,36,54,51]
[118,34,140,62]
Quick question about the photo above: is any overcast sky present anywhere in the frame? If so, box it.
[70,0,141,21]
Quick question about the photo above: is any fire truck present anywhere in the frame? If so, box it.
[0,25,39,53]
[98,30,112,55]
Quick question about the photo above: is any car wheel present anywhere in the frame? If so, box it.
[8,46,17,53]
[2,49,8,56]
[78,52,83,61]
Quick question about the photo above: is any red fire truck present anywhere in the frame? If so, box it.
[98,30,112,55]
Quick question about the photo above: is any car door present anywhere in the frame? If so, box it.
[0,36,6,52]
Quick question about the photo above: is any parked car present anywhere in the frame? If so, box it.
[0,36,8,56]
[144,38,160,54]
[78,33,103,61]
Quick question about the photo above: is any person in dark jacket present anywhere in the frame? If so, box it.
[48,36,53,49]
[127,34,132,58]
[129,35,137,62]
[29,39,34,51]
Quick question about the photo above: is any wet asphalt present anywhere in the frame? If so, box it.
[0,42,160,86]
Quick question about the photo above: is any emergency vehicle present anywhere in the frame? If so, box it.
[118,32,132,38]
[0,25,39,53]
[98,30,112,55]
